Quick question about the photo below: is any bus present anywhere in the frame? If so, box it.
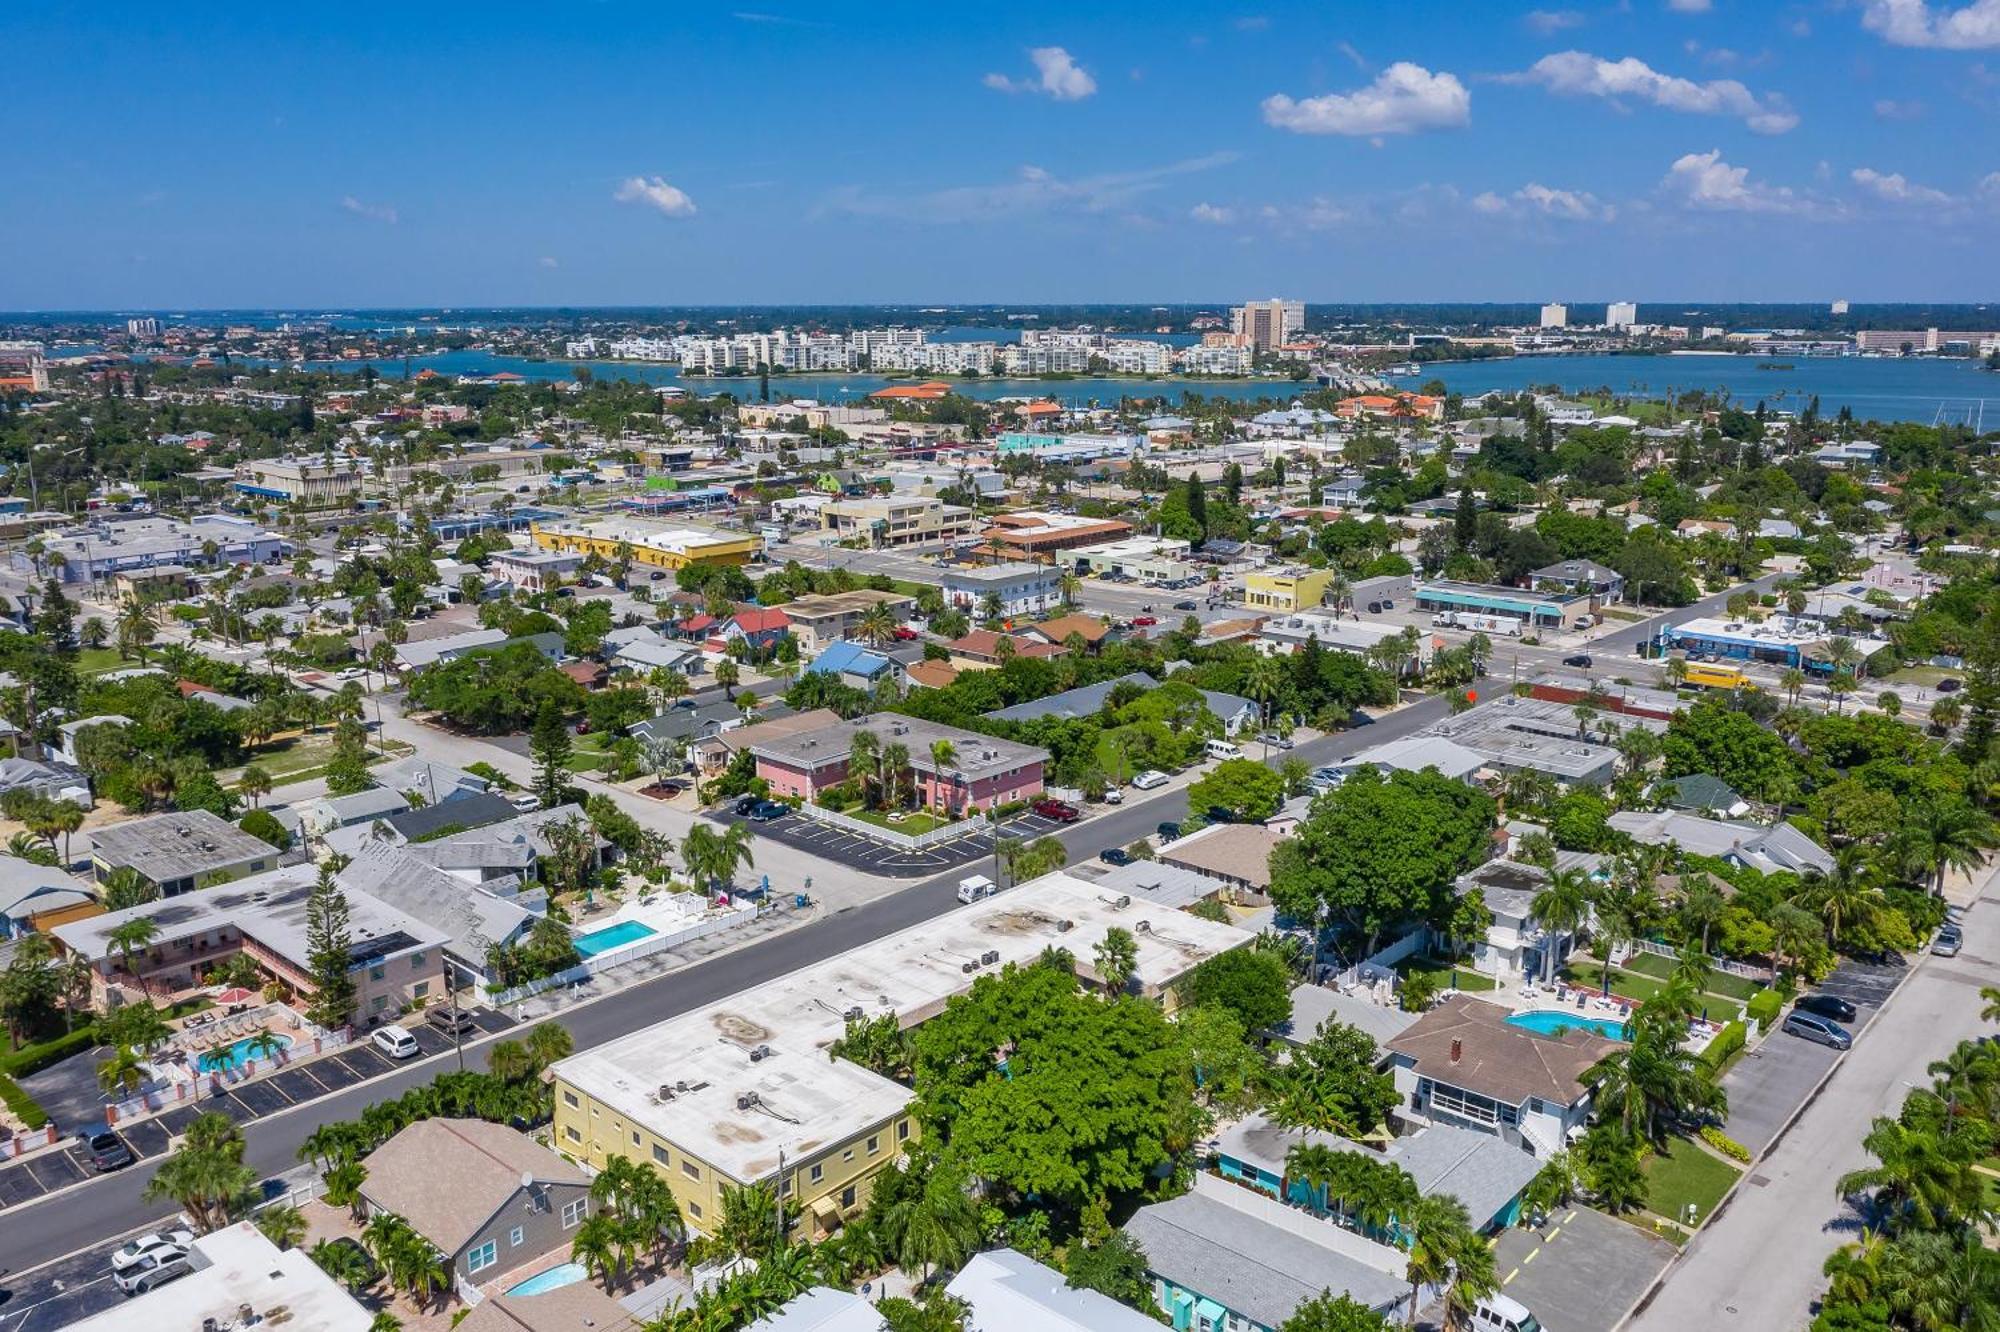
[1681,662,1758,692]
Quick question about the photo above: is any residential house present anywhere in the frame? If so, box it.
[946,1248,1163,1332]
[804,641,906,693]
[0,756,91,807]
[986,672,1257,735]
[1384,994,1615,1158]
[1606,809,1833,875]
[1453,859,1568,981]
[1017,613,1111,650]
[1156,823,1284,904]
[0,858,98,939]
[340,839,536,987]
[297,789,412,841]
[1657,774,1750,819]
[404,804,613,889]
[55,715,129,767]
[710,607,792,655]
[945,630,1061,667]
[608,633,706,679]
[1281,983,1420,1050]
[63,1223,372,1332]
[778,590,916,655]
[1528,559,1625,601]
[750,715,1047,813]
[358,1120,595,1294]
[370,757,491,806]
[1124,1173,1409,1331]
[88,809,279,898]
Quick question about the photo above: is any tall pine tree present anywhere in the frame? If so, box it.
[530,700,574,809]
[1184,475,1208,550]
[303,865,357,1031]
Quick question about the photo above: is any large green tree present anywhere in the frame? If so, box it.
[303,864,358,1030]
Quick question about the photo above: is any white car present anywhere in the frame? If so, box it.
[1131,770,1169,791]
[111,1230,193,1275]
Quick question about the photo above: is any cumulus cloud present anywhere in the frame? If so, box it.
[1873,97,1926,119]
[613,176,697,218]
[1851,167,1957,204]
[1662,149,1812,213]
[1257,198,1354,231]
[1525,9,1586,33]
[1667,0,1713,11]
[819,152,1236,224]
[1189,202,1237,224]
[1510,51,1798,132]
[1261,62,1471,136]
[1862,0,2000,49]
[1472,182,1616,221]
[339,196,397,224]
[983,46,1097,100]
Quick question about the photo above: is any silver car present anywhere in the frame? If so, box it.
[1783,1011,1853,1050]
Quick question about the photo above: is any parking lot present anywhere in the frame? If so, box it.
[1720,955,1906,1154]
[0,1011,510,1214]
[1490,1205,1678,1332]
[720,807,1079,878]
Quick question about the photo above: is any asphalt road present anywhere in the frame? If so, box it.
[0,574,1770,1274]
[1628,882,1995,1330]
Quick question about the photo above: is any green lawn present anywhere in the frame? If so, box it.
[1644,1138,1742,1226]
[1622,952,1766,1002]
[847,807,962,836]
[1566,961,1744,1026]
[228,735,411,787]
[74,646,131,675]
[1394,955,1497,992]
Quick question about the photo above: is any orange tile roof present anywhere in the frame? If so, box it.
[870,381,953,401]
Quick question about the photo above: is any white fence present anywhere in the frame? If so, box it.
[1626,937,1767,981]
[797,802,979,850]
[105,1027,354,1128]
[487,902,761,1007]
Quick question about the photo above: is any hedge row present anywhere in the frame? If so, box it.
[0,1026,99,1078]
[1700,1020,1748,1075]
[1744,990,1784,1027]
[0,1073,49,1130]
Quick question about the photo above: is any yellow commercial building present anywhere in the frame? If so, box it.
[548,872,1250,1241]
[530,518,760,572]
[1244,567,1336,613]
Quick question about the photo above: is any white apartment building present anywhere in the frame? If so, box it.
[1178,344,1253,375]
[1606,301,1638,330]
[1000,345,1092,375]
[869,341,998,375]
[848,328,926,355]
[1103,340,1172,375]
[1539,303,1569,329]
[939,562,1061,618]
[1231,299,1305,351]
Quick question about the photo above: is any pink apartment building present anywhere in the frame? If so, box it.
[749,715,1047,814]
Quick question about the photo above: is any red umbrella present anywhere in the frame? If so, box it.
[214,987,257,1004]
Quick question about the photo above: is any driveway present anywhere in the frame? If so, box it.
[1719,956,1906,1154]
[1490,1206,1676,1332]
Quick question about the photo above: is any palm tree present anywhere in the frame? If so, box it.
[856,601,898,648]
[96,1043,148,1098]
[239,764,273,809]
[571,1212,626,1290]
[1767,902,1822,983]
[879,742,910,811]
[886,1166,982,1283]
[1834,1107,1982,1232]
[1780,667,1806,707]
[847,730,881,807]
[1402,1195,1475,1326]
[116,599,157,662]
[1793,846,1885,945]
[486,1039,534,1084]
[1529,869,1594,986]
[525,1020,574,1072]
[1929,695,1964,736]
[1894,800,1998,897]
[144,1111,258,1233]
[322,1161,370,1221]
[1676,876,1728,957]
[1980,985,2000,1024]
[254,1203,307,1250]
[309,1237,376,1292]
[1057,570,1082,608]
[107,917,160,987]
[927,739,959,815]
[1661,657,1689,690]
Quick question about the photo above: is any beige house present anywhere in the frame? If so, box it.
[779,589,916,653]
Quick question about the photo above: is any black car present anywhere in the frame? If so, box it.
[1938,678,1964,693]
[86,1131,133,1172]
[1562,654,1593,668]
[747,800,788,822]
[734,795,760,816]
[1173,600,1198,611]
[1794,993,1858,1024]
[1099,847,1133,867]
[1156,821,1182,842]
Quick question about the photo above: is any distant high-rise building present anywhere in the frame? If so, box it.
[1231,299,1305,351]
[1831,299,1850,315]
[1605,302,1638,330]
[125,317,159,338]
[1539,303,1568,329]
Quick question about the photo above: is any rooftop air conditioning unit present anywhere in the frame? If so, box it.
[749,1048,768,1062]
[675,1081,689,1093]
[844,1006,864,1021]
[981,950,999,965]
[1134,920,1152,933]
[961,961,977,974]
[1115,894,1131,908]
[736,1093,754,1110]
[657,1085,676,1101]
[1056,919,1075,933]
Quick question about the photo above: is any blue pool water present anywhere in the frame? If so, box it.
[506,1262,588,1296]
[1506,1009,1630,1041]
[195,1033,293,1073]
[572,920,658,958]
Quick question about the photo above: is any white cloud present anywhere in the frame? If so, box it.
[339,195,397,224]
[819,153,1237,224]
[1980,171,2000,199]
[1667,0,1713,11]
[983,46,1098,100]
[1525,9,1586,34]
[1189,202,1237,224]
[1851,166,1957,204]
[613,176,697,218]
[1258,198,1354,231]
[1862,0,2000,49]
[1262,62,1471,136]
[1662,149,1812,213]
[538,256,559,269]
[1873,97,1926,119]
[1510,51,1798,132]
[1483,182,1617,220]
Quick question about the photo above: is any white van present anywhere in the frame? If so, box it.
[1469,1293,1544,1332]
[371,1024,421,1060]
[1131,769,1169,791]
[1204,739,1243,761]
[956,875,998,905]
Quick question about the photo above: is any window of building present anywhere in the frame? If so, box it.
[369,964,386,982]
[842,1149,854,1163]
[411,952,427,969]
[369,995,388,1013]
[809,1163,823,1184]
[631,1131,641,1147]
[866,1135,879,1156]
[561,1198,587,1229]
[681,1161,700,1181]
[840,1186,856,1209]
[509,1227,524,1247]
[563,1090,579,1108]
[652,1144,670,1166]
[412,981,430,999]
[564,1125,581,1143]
[897,1120,910,1142]
[468,1241,497,1274]
[688,1202,702,1220]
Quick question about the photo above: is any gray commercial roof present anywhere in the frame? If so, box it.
[88,810,277,883]
[1124,1178,1407,1327]
[752,714,1047,781]
[1283,983,1420,1048]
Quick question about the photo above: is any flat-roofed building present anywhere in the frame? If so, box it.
[549,872,1251,1241]
[750,714,1046,813]
[979,511,1132,563]
[88,809,279,896]
[938,561,1060,618]
[1076,536,1196,584]
[775,589,916,654]
[821,495,974,549]
[234,457,364,507]
[18,513,285,584]
[530,518,761,571]
[489,548,583,591]
[1414,579,1593,629]
[1244,567,1336,614]
[63,1222,371,1332]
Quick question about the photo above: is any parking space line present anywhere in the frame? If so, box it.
[1522,1246,1541,1266]
[1503,1267,1520,1286]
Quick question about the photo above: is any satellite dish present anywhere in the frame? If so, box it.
[521,1170,534,1191]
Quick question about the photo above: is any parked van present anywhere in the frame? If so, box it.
[1204,739,1243,761]
[1469,1293,1544,1332]
[1131,769,1169,790]
[371,1024,421,1060]
[956,875,998,905]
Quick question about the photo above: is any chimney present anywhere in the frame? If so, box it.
[1449,1038,1462,1064]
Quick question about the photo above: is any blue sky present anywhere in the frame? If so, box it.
[5,0,1999,309]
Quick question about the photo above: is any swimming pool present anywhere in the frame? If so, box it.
[1506,1009,1630,1042]
[505,1261,588,1296]
[195,1032,293,1073]
[573,919,659,958]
